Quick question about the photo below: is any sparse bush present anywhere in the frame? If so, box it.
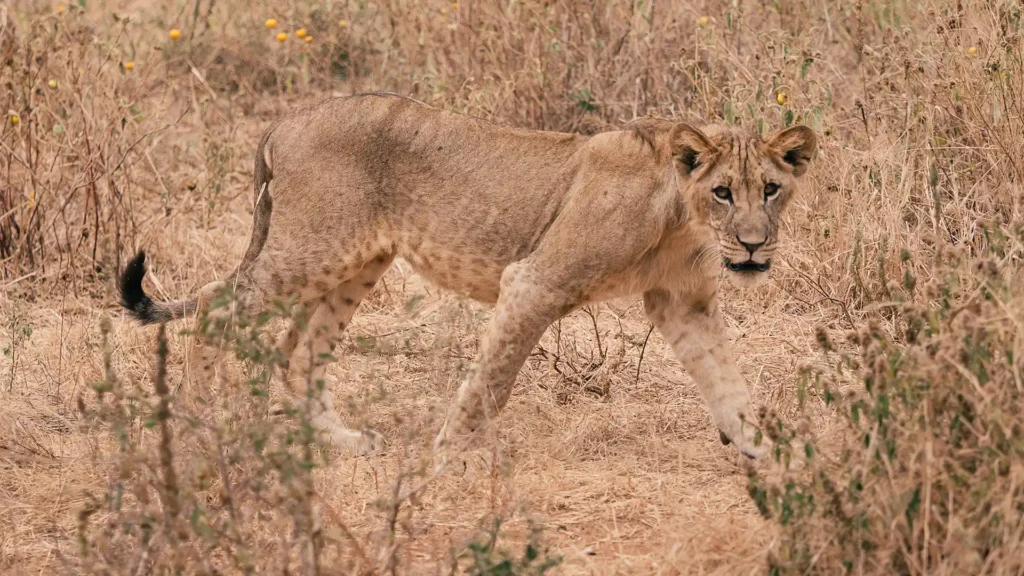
[752,227,1024,574]
[0,5,157,282]
[75,289,560,574]
[76,296,339,573]
[461,518,561,576]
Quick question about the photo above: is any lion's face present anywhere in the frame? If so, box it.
[672,123,817,287]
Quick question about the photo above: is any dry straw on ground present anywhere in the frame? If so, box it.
[2,0,1023,574]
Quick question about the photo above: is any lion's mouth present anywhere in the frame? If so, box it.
[724,258,771,273]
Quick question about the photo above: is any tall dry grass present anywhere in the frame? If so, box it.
[2,0,1023,574]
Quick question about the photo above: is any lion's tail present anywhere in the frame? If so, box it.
[118,251,197,325]
[119,128,275,326]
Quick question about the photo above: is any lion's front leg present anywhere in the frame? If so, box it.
[643,288,769,460]
[433,261,574,468]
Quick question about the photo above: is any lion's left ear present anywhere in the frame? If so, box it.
[767,126,817,177]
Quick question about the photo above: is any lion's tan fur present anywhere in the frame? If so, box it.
[133,93,816,461]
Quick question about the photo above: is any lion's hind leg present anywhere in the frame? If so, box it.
[282,253,395,456]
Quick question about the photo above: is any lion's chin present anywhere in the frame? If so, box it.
[723,258,772,288]
[725,269,771,288]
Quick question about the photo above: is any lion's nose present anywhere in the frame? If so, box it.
[737,236,765,256]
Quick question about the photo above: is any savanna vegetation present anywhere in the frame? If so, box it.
[2,0,1023,574]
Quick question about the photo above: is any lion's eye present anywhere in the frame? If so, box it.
[712,186,732,203]
[764,182,780,200]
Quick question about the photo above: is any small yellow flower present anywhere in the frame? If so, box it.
[169,29,182,40]
[967,46,978,55]
[295,28,307,39]
[776,91,788,105]
[698,16,709,27]
[124,61,135,71]
[441,7,448,14]
[265,18,278,29]
[28,191,36,207]
[338,19,348,28]
[56,5,66,13]
[48,79,58,89]
[9,114,20,126]
[305,36,312,43]
[276,32,287,42]
[451,2,459,8]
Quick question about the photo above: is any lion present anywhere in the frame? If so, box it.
[119,92,816,463]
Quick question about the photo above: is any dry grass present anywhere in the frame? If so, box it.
[2,0,1023,574]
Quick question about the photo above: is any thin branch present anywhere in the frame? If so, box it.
[635,324,655,386]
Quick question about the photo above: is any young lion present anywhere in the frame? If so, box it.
[119,92,815,462]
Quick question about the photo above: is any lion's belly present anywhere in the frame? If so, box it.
[397,237,506,304]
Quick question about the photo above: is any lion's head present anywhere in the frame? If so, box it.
[671,123,817,287]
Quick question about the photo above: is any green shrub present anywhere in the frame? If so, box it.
[751,226,1024,574]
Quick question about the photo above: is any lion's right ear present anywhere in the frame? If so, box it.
[670,123,717,175]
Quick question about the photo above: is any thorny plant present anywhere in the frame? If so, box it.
[750,225,1024,575]
[75,292,329,573]
[75,287,560,574]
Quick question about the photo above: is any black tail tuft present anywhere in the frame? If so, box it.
[119,250,160,325]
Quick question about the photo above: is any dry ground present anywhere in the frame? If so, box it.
[2,0,1018,573]
[0,259,828,575]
